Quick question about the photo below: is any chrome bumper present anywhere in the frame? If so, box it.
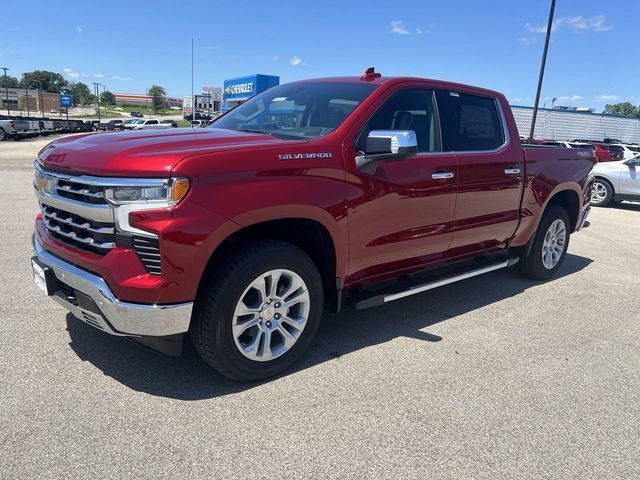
[33,235,193,337]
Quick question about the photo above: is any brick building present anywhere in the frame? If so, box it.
[0,88,61,114]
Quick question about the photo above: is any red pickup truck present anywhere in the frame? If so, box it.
[32,69,595,380]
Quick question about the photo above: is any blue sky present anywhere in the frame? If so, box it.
[1,0,636,111]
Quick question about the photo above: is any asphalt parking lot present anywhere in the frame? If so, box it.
[1,135,639,479]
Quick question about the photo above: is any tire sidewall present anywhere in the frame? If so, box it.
[527,206,571,279]
[592,179,613,206]
[203,244,323,380]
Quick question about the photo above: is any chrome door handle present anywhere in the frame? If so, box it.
[504,168,521,175]
[432,172,455,180]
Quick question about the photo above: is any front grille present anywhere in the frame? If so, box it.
[133,236,162,275]
[55,178,107,205]
[41,204,115,255]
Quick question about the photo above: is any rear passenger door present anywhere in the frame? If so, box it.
[435,90,523,256]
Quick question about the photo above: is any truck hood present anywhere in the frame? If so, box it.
[37,128,288,177]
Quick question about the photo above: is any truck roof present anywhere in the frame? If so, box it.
[288,75,504,98]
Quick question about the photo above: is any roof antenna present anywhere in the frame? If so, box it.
[361,67,381,81]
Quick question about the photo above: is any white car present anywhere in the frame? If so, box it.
[591,155,640,206]
[131,119,172,130]
[610,143,640,160]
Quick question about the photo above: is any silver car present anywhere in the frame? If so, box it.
[591,155,640,206]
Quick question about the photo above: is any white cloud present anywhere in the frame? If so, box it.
[94,73,105,78]
[557,95,584,101]
[597,95,619,101]
[518,35,537,46]
[525,22,549,34]
[289,56,303,66]
[64,68,80,78]
[112,75,132,81]
[526,14,612,34]
[273,55,279,62]
[390,20,410,35]
[76,26,83,34]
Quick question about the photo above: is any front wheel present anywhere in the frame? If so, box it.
[191,240,324,381]
[519,205,571,280]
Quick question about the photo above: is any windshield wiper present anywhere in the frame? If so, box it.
[237,128,273,136]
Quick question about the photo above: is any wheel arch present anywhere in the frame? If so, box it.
[594,175,615,193]
[545,188,581,232]
[198,213,344,313]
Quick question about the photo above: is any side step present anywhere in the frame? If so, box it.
[350,256,520,310]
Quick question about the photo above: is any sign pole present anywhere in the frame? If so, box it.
[1,67,9,115]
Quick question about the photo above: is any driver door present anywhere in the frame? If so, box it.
[345,88,458,284]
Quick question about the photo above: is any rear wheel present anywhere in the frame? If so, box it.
[519,205,570,280]
[191,240,324,381]
[591,179,613,207]
[0,128,6,141]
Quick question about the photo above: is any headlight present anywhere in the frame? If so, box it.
[34,171,56,193]
[105,178,190,206]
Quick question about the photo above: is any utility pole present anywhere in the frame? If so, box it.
[2,67,9,115]
[192,37,195,122]
[529,0,556,142]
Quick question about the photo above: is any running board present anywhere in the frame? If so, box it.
[351,257,519,310]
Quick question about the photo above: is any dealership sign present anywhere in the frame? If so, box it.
[224,82,254,96]
[60,94,73,107]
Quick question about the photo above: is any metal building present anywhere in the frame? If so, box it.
[511,105,640,143]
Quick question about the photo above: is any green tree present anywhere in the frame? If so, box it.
[100,91,116,106]
[0,75,20,88]
[20,70,68,93]
[148,85,167,113]
[68,82,92,106]
[603,102,640,118]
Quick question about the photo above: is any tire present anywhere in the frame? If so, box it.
[0,128,6,141]
[190,240,324,381]
[519,205,571,280]
[591,178,613,207]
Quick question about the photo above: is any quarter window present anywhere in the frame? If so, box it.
[436,91,504,151]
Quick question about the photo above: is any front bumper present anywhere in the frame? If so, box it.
[33,235,193,337]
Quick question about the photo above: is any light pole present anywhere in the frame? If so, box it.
[25,87,30,116]
[529,0,556,142]
[93,82,102,121]
[2,67,10,115]
[101,84,107,117]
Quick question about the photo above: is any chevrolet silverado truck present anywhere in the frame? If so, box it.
[31,69,595,381]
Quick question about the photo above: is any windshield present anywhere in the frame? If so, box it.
[608,145,624,153]
[210,82,378,139]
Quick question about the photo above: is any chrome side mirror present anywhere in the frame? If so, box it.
[356,130,418,173]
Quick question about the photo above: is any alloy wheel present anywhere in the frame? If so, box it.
[231,269,310,362]
[541,219,567,270]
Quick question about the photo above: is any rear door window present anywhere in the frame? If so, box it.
[435,91,505,151]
